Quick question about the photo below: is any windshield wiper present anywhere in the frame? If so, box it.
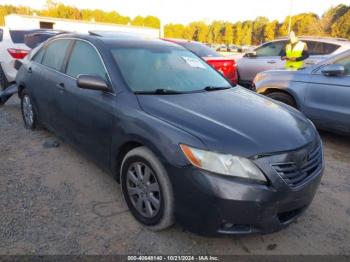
[134,88,184,95]
[204,86,232,91]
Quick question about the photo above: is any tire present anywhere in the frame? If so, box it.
[121,146,174,231]
[266,92,296,108]
[20,89,37,130]
[0,65,10,91]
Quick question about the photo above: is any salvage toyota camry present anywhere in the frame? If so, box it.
[15,33,324,236]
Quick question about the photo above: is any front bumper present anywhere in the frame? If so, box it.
[166,141,324,236]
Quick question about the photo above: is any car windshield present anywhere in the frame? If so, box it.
[110,44,230,94]
[181,42,221,57]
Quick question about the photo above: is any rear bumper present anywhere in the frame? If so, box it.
[1,60,17,83]
[166,142,324,236]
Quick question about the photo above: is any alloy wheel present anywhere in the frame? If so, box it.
[22,95,34,127]
[126,162,161,218]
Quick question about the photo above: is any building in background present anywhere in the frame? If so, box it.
[4,14,159,37]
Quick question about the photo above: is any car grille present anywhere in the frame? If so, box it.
[272,145,323,188]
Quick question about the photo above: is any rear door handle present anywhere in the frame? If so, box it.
[56,83,66,93]
[267,60,276,64]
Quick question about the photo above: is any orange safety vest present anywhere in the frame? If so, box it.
[285,41,306,70]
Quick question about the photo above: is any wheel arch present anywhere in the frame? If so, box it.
[17,82,27,98]
[261,87,300,109]
[112,138,167,183]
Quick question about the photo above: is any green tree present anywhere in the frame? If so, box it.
[233,22,243,45]
[322,4,350,34]
[264,20,278,41]
[223,23,233,45]
[252,16,269,44]
[279,13,322,37]
[241,21,253,45]
[164,23,186,38]
[331,9,350,39]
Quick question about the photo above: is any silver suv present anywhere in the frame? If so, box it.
[237,37,350,87]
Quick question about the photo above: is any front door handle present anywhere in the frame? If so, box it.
[267,60,276,64]
[27,67,32,73]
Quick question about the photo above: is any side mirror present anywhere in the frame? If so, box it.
[77,75,111,92]
[321,64,345,77]
[14,60,23,70]
[244,51,257,58]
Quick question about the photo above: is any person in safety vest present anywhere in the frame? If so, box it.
[280,31,309,70]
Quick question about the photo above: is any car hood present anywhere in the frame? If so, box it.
[255,68,312,86]
[137,88,317,157]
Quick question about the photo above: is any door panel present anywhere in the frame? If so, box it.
[55,76,116,168]
[304,73,350,133]
[238,41,287,82]
[54,40,115,168]
[28,39,72,130]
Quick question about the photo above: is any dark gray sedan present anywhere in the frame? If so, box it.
[254,50,350,135]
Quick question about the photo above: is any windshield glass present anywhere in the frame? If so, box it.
[181,42,221,57]
[111,45,230,93]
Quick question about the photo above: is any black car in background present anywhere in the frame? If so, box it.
[15,33,324,236]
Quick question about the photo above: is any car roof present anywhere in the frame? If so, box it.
[274,36,350,46]
[48,32,181,48]
[162,38,204,45]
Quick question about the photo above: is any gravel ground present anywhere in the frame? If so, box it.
[0,96,349,255]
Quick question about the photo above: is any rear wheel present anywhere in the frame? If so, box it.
[266,92,296,108]
[20,89,37,130]
[121,146,174,231]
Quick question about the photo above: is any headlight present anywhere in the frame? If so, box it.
[180,144,267,182]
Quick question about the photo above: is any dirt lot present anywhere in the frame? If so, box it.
[0,96,349,255]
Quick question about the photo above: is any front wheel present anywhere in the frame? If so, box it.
[121,146,174,231]
[266,92,296,108]
[20,89,37,130]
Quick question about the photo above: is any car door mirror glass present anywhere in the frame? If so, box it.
[321,64,345,77]
[77,75,111,92]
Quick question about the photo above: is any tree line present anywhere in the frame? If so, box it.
[0,1,349,45]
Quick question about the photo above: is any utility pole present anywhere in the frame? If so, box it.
[288,0,293,34]
[157,0,164,38]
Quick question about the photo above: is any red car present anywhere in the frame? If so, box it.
[162,38,237,85]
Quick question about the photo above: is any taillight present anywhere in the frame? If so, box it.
[206,59,237,84]
[7,48,29,59]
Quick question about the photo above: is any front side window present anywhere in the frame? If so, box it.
[66,40,108,81]
[42,39,71,71]
[336,56,350,75]
[255,41,287,57]
[111,45,230,93]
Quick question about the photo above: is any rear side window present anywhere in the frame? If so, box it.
[306,41,340,55]
[42,39,71,71]
[0,29,3,42]
[181,42,221,58]
[66,40,108,81]
[9,30,28,43]
[255,41,287,57]
[32,47,46,64]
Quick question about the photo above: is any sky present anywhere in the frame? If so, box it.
[0,0,348,24]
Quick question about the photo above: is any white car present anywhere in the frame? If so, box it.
[237,37,350,88]
[0,27,33,90]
